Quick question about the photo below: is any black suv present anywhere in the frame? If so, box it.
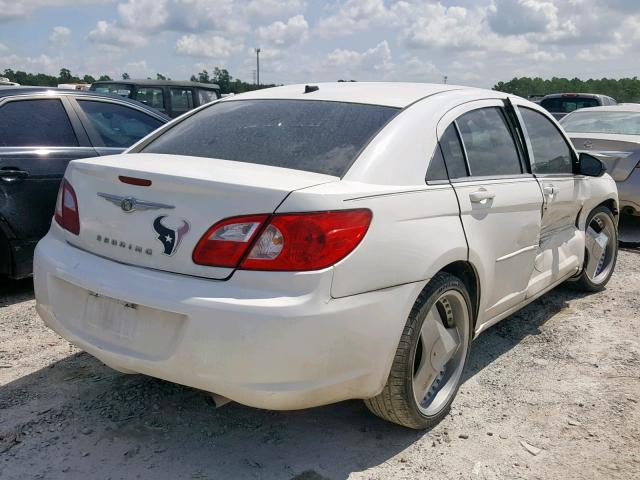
[0,87,169,279]
[89,80,221,118]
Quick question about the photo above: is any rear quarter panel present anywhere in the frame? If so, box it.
[278,181,467,298]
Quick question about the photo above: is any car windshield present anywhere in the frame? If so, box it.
[141,99,399,176]
[540,97,600,113]
[89,83,133,97]
[560,111,640,135]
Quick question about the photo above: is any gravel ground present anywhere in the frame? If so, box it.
[1,251,639,480]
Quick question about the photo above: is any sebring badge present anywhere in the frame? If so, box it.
[153,215,190,256]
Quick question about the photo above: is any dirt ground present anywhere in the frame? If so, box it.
[1,250,639,480]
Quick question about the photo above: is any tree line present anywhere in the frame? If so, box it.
[4,68,640,101]
[493,77,640,102]
[1,67,275,94]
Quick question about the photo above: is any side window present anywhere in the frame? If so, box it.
[170,88,194,115]
[519,107,573,174]
[77,100,163,148]
[456,107,522,177]
[439,124,468,179]
[0,99,78,147]
[135,87,165,113]
[426,145,448,182]
[197,88,218,105]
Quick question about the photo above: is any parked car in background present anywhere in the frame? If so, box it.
[561,103,640,243]
[0,87,169,279]
[35,82,618,430]
[540,93,616,120]
[90,80,220,118]
[58,83,91,91]
[0,77,20,86]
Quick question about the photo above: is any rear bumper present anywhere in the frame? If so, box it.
[34,230,422,410]
[618,168,640,215]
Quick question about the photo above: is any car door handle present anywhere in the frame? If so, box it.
[469,189,496,203]
[0,167,29,182]
[542,184,555,196]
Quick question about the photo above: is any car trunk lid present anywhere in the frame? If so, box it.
[63,153,338,279]
[568,133,640,181]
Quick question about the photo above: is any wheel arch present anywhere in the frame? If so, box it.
[439,260,481,331]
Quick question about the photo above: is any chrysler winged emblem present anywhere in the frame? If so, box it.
[98,193,174,213]
[153,215,190,256]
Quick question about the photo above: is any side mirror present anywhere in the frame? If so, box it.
[578,152,606,177]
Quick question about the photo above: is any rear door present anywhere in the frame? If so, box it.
[438,100,544,323]
[515,105,584,296]
[69,97,166,156]
[0,95,97,241]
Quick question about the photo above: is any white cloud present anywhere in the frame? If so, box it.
[0,43,9,53]
[255,15,308,47]
[175,34,243,59]
[87,20,148,48]
[488,0,557,35]
[315,0,401,37]
[246,0,306,18]
[326,40,393,74]
[0,53,62,75]
[0,0,111,21]
[49,26,72,44]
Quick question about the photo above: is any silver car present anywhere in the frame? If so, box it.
[561,103,640,243]
[541,93,617,120]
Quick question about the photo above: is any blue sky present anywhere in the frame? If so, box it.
[1,0,639,88]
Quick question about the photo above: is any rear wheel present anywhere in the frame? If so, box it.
[571,206,618,292]
[364,273,472,429]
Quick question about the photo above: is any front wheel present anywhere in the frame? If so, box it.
[571,206,618,292]
[364,273,472,429]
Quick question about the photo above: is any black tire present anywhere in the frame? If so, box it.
[570,206,618,292]
[364,272,473,429]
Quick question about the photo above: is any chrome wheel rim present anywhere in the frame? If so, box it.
[585,212,616,285]
[412,290,469,416]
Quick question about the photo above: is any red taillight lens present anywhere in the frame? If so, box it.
[192,209,372,271]
[54,179,80,235]
[241,209,372,271]
[192,214,269,267]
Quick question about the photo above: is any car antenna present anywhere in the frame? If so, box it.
[304,85,319,94]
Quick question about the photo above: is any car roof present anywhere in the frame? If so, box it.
[565,103,640,114]
[0,86,170,120]
[226,82,485,108]
[92,79,220,89]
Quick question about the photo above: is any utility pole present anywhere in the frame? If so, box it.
[255,48,261,86]
[443,75,448,84]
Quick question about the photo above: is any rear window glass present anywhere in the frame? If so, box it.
[141,99,398,176]
[540,97,599,113]
[560,111,640,136]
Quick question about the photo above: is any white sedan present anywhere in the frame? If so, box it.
[34,82,618,429]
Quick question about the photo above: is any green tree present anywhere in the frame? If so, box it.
[98,75,112,81]
[58,68,72,82]
[212,67,232,94]
[156,73,167,80]
[122,72,130,80]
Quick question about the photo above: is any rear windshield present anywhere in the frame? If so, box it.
[89,83,133,97]
[140,99,398,176]
[541,97,599,113]
[560,111,640,135]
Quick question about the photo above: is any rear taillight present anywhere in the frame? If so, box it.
[54,179,80,235]
[192,214,269,267]
[192,209,372,271]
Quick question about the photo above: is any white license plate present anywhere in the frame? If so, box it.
[84,292,138,340]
